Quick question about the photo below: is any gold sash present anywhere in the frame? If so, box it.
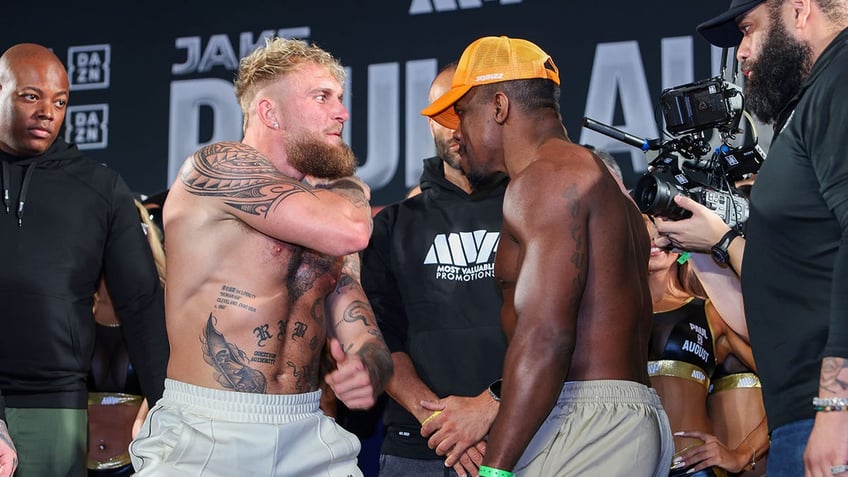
[647,359,710,389]
[710,372,761,393]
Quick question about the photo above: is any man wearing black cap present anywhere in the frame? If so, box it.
[655,1,848,476]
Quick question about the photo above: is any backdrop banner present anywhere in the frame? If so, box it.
[3,0,744,205]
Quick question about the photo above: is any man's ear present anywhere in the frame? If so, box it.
[790,0,811,28]
[257,98,280,129]
[493,92,509,125]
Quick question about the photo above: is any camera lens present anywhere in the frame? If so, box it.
[632,175,693,221]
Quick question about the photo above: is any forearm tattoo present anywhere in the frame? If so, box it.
[334,255,363,296]
[358,341,393,396]
[336,300,372,327]
[313,178,369,208]
[181,142,312,216]
[200,313,267,393]
[335,275,354,294]
[820,357,848,393]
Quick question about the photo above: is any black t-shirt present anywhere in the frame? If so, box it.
[741,28,848,432]
[362,157,508,459]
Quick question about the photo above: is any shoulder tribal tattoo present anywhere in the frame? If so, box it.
[201,313,267,393]
[181,142,312,216]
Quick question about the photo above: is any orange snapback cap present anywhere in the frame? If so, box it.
[421,36,559,129]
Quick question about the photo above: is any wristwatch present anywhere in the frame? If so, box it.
[711,229,741,265]
[487,379,502,402]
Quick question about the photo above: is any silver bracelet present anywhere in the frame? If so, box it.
[813,397,848,411]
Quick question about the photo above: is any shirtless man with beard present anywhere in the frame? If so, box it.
[129,37,392,477]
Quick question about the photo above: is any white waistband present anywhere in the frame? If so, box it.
[160,378,322,424]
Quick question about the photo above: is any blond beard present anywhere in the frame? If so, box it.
[286,133,358,179]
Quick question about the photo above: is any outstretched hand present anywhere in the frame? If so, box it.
[324,338,376,410]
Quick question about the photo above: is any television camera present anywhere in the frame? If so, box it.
[584,76,765,229]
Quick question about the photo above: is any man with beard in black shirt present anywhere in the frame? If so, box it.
[655,1,848,475]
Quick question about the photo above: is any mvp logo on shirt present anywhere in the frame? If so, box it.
[425,230,500,281]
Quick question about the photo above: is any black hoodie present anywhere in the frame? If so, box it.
[362,157,509,459]
[0,138,168,411]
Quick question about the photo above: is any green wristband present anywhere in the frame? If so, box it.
[478,465,515,477]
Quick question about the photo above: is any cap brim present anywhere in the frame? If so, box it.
[697,0,764,48]
[420,83,472,130]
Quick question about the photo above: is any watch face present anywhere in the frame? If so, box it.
[712,246,729,264]
[489,380,502,401]
[711,230,738,265]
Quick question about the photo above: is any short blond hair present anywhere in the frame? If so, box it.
[234,37,346,131]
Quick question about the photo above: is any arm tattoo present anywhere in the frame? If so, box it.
[286,250,331,302]
[200,313,267,393]
[334,275,355,295]
[335,300,372,327]
[563,184,580,219]
[562,184,586,291]
[357,341,394,396]
[335,255,362,295]
[569,222,586,289]
[820,357,848,393]
[342,253,362,279]
[181,142,312,216]
[313,178,368,208]
[292,321,309,340]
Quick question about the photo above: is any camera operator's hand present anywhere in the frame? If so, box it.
[653,195,731,253]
